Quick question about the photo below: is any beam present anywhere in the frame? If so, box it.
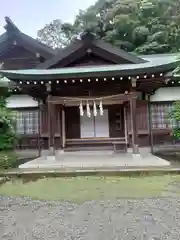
[49,93,137,106]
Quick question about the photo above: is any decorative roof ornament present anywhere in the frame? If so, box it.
[36,52,40,58]
[45,83,51,92]
[0,76,10,88]
[0,62,4,69]
[13,40,17,45]
[80,29,95,42]
[86,48,92,54]
[4,16,20,33]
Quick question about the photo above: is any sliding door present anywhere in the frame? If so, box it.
[80,109,109,138]
[94,109,109,137]
[80,111,94,138]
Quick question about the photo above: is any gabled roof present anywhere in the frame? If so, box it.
[37,31,147,69]
[0,17,56,59]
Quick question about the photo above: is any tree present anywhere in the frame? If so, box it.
[37,0,180,54]
[37,20,78,49]
[169,101,180,140]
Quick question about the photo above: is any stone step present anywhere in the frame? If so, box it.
[64,145,113,152]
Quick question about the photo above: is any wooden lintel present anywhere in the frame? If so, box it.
[48,92,137,106]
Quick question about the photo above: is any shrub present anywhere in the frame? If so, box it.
[0,83,19,169]
[0,86,18,151]
[0,151,18,169]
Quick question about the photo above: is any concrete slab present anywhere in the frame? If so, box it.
[18,151,170,169]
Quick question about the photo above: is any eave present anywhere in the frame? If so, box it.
[0,57,178,82]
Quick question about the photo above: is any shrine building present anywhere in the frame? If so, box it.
[0,17,179,156]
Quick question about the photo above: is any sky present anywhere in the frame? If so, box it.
[0,0,97,37]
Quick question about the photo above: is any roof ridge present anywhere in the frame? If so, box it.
[1,17,56,59]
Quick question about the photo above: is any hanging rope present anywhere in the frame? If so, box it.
[51,93,130,103]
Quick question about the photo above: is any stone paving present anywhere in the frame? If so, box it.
[0,196,180,239]
[18,151,170,169]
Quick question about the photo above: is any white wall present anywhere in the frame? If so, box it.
[7,94,38,108]
[150,87,180,102]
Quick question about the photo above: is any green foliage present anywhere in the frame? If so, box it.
[169,101,180,139]
[0,83,18,169]
[170,101,180,121]
[37,0,180,54]
[0,151,18,169]
[0,83,18,151]
[0,100,17,150]
[37,20,78,49]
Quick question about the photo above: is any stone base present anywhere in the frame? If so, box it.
[41,148,55,157]
[18,151,170,169]
[46,155,56,161]
[132,153,141,157]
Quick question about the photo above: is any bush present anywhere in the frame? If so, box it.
[0,151,18,169]
[0,87,18,151]
[0,83,18,169]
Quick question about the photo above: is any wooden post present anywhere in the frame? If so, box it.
[147,94,154,153]
[130,77,139,154]
[130,96,139,154]
[47,95,55,155]
[123,104,128,151]
[38,100,42,157]
[61,108,66,149]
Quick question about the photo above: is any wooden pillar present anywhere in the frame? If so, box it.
[147,94,154,153]
[47,95,55,155]
[123,104,128,151]
[37,100,42,156]
[130,78,139,154]
[61,108,66,149]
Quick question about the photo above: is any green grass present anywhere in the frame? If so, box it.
[0,175,179,203]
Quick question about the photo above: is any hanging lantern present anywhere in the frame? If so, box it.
[99,100,104,116]
[86,101,91,118]
[93,101,97,116]
[79,101,84,116]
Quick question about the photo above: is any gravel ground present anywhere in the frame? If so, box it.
[0,196,180,240]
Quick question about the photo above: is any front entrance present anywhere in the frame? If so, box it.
[80,109,109,138]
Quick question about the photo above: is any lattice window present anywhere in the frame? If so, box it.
[151,103,178,129]
[15,110,39,134]
[16,111,24,134]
